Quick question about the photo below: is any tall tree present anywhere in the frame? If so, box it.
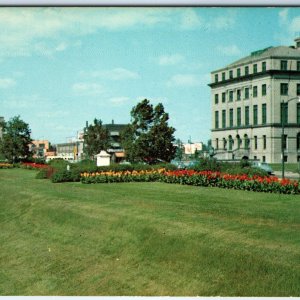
[83,119,110,158]
[0,116,32,163]
[121,99,176,163]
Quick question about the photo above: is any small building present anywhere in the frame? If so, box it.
[183,142,203,155]
[30,140,55,158]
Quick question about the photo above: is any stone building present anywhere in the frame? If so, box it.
[209,38,300,163]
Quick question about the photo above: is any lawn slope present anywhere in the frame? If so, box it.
[0,169,299,296]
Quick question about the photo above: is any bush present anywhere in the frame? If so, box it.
[192,158,221,172]
[35,168,48,179]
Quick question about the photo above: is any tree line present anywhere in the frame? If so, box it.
[0,99,177,163]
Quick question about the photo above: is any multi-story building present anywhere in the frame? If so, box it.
[209,38,300,163]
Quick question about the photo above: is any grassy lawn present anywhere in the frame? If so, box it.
[270,163,300,173]
[0,169,300,296]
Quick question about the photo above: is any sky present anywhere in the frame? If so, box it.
[1,7,300,144]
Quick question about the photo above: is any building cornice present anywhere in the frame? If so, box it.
[211,123,300,132]
[208,70,300,88]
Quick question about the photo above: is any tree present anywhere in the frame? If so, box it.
[0,116,32,163]
[174,139,184,161]
[121,99,176,163]
[83,119,110,158]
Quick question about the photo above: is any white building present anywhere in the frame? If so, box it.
[209,37,300,163]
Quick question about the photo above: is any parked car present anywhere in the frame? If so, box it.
[251,161,273,175]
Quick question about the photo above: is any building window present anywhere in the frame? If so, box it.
[228,135,234,151]
[297,84,300,96]
[254,136,258,150]
[237,107,241,126]
[262,84,267,96]
[229,91,233,102]
[262,103,267,124]
[280,83,288,95]
[253,105,258,125]
[215,94,219,104]
[237,89,241,101]
[222,110,226,128]
[253,86,258,97]
[222,92,226,103]
[297,133,300,150]
[215,74,219,83]
[245,88,249,99]
[282,134,287,150]
[297,103,300,125]
[245,106,249,126]
[222,72,226,81]
[253,64,257,74]
[229,109,234,127]
[245,66,249,75]
[237,68,241,77]
[263,135,267,149]
[223,138,227,150]
[297,61,300,71]
[244,134,250,149]
[215,111,219,129]
[229,70,233,79]
[237,135,242,149]
[262,156,266,162]
[262,61,266,72]
[281,102,288,125]
[216,138,219,150]
[281,60,288,70]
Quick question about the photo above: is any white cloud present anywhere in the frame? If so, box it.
[0,78,16,89]
[180,9,202,30]
[158,54,185,66]
[72,82,105,96]
[82,68,139,81]
[0,8,236,58]
[167,74,200,87]
[217,45,242,56]
[109,96,130,106]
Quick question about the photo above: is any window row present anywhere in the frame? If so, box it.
[214,104,267,129]
[215,134,267,151]
[214,83,300,104]
[214,59,300,83]
[214,84,268,104]
[215,132,300,151]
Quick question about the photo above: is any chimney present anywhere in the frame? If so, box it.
[112,119,114,125]
[295,37,300,49]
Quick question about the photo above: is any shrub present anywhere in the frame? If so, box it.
[35,168,48,179]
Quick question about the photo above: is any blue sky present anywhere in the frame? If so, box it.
[1,7,300,144]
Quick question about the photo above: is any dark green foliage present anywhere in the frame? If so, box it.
[48,158,69,170]
[191,157,221,172]
[121,99,176,163]
[83,119,110,158]
[35,169,48,179]
[0,116,32,163]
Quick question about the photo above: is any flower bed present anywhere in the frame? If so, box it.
[80,169,300,194]
[0,163,13,169]
[81,169,165,184]
[20,162,49,170]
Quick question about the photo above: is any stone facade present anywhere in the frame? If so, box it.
[209,39,300,163]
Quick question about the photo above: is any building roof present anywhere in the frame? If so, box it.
[214,45,300,72]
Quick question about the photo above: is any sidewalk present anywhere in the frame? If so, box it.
[273,171,300,180]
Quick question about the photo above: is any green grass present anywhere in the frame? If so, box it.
[270,163,300,173]
[0,168,300,296]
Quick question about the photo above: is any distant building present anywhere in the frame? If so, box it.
[30,140,56,159]
[55,140,83,162]
[209,37,300,163]
[54,120,128,163]
[183,142,203,155]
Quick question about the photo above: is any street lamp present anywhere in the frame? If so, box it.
[281,96,300,179]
